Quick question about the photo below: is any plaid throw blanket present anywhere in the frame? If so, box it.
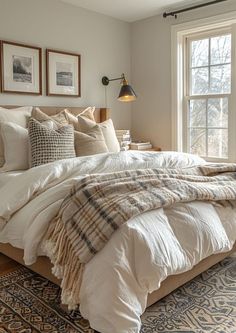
[43,163,236,309]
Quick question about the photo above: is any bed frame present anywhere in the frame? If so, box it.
[0,243,235,308]
[1,105,110,123]
[0,105,235,309]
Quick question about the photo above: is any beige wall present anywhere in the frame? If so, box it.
[0,0,131,129]
[131,0,236,150]
[1,0,236,138]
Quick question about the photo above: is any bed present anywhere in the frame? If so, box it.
[0,105,235,333]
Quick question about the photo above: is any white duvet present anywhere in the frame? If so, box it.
[0,151,236,333]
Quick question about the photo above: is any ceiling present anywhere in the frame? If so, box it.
[59,0,200,22]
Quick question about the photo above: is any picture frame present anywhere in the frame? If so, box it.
[46,49,81,97]
[0,40,42,95]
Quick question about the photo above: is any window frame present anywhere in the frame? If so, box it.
[171,13,236,162]
[184,28,232,161]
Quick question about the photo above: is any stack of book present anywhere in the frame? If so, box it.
[129,141,153,150]
[115,130,131,151]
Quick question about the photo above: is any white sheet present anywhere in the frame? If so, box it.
[0,171,24,187]
[0,151,235,333]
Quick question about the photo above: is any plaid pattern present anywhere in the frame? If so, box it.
[29,118,75,167]
[43,163,236,309]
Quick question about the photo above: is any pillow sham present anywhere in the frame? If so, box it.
[28,118,75,167]
[76,116,120,153]
[0,106,32,167]
[0,120,57,171]
[32,107,68,127]
[63,110,80,130]
[54,107,96,129]
[32,107,96,127]
[74,125,109,156]
[0,122,29,171]
[63,110,119,153]
[79,106,96,121]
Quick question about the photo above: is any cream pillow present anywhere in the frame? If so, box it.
[0,120,56,171]
[74,126,108,156]
[32,108,68,127]
[0,106,32,167]
[61,107,96,129]
[63,110,80,130]
[76,115,120,153]
[52,111,108,156]
[79,106,96,121]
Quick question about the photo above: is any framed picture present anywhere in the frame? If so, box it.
[46,49,81,97]
[0,40,42,95]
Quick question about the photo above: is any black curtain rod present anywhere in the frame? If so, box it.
[163,0,228,18]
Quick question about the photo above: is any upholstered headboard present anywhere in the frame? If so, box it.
[1,106,110,123]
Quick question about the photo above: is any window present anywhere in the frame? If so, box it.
[184,31,231,160]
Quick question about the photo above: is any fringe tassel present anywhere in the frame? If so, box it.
[42,215,85,310]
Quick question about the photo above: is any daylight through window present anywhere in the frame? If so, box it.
[185,32,231,159]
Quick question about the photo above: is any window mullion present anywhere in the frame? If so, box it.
[206,98,209,157]
[208,37,211,97]
[228,24,236,161]
[186,93,230,100]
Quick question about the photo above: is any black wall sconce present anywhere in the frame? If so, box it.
[102,73,137,102]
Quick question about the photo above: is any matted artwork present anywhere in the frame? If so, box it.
[46,49,80,97]
[0,41,42,95]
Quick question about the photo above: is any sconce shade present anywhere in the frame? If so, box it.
[118,83,137,102]
[102,73,137,102]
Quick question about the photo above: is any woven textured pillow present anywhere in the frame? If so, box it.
[28,118,75,167]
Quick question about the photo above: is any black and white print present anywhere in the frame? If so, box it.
[13,55,32,83]
[56,62,73,86]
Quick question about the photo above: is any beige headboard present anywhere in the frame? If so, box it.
[1,106,110,123]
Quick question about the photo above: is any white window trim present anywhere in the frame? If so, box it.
[171,11,236,162]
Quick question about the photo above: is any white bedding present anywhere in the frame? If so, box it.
[0,151,235,333]
[0,171,24,187]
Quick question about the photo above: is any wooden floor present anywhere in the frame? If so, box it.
[0,253,20,276]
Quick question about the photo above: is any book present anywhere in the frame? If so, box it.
[116,134,131,141]
[130,143,153,150]
[130,142,152,149]
[119,141,131,146]
[120,141,130,146]
[120,146,129,151]
[115,130,130,135]
[130,141,151,146]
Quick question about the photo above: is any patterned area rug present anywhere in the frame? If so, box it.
[141,253,236,333]
[0,254,235,333]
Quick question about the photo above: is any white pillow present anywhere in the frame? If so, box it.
[0,120,56,171]
[0,106,32,167]
[0,122,29,171]
[76,115,120,153]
